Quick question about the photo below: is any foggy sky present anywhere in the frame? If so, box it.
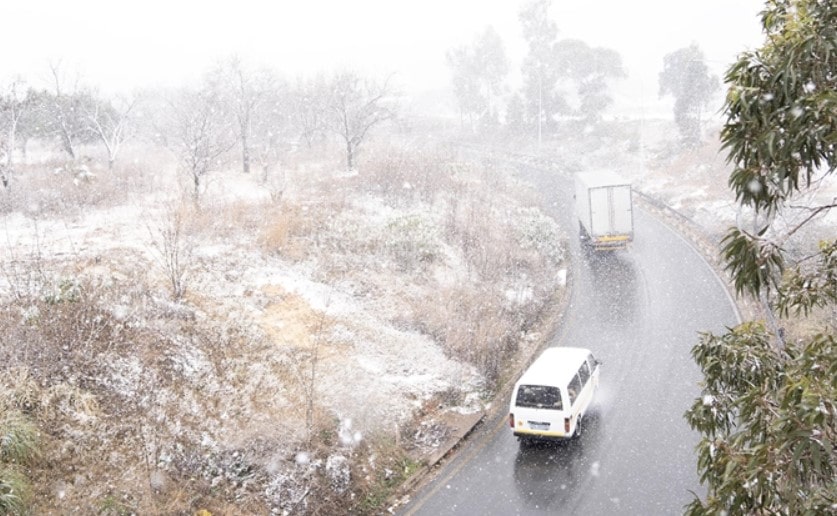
[2,0,765,110]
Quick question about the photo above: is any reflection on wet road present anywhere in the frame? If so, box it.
[402,165,738,516]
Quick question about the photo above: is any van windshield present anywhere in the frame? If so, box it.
[515,385,563,410]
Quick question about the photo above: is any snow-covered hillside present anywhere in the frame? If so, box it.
[0,144,567,514]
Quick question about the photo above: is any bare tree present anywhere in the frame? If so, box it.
[46,61,96,160]
[164,87,236,204]
[327,71,397,171]
[291,74,330,149]
[207,56,275,174]
[252,82,295,200]
[209,58,295,184]
[86,94,139,170]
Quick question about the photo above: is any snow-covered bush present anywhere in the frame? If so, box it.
[384,213,441,271]
[512,206,565,267]
[325,454,350,493]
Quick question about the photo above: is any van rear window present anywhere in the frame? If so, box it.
[515,385,563,410]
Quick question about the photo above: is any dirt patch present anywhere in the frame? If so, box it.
[260,285,330,351]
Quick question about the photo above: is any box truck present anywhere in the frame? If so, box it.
[574,171,633,251]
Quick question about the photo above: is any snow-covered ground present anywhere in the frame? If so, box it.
[1,145,566,513]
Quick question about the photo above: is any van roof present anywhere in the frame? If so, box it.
[516,346,591,387]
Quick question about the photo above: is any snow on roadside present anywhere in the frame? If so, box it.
[192,240,483,435]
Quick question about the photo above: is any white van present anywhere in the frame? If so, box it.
[509,346,601,441]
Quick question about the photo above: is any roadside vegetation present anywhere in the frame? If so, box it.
[685,1,836,514]
[0,132,566,513]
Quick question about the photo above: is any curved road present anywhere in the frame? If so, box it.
[401,164,739,515]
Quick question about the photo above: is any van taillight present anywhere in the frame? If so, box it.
[509,414,515,428]
[564,418,570,433]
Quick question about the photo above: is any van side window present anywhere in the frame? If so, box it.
[567,374,582,405]
[587,354,597,372]
[578,361,591,386]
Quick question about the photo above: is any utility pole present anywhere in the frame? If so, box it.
[537,68,543,148]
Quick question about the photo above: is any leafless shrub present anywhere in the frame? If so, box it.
[357,144,458,206]
[263,166,286,204]
[191,199,269,241]
[0,157,156,217]
[259,200,338,262]
[0,368,39,414]
[37,384,101,423]
[0,221,50,302]
[405,285,518,386]
[146,203,194,300]
[0,291,133,393]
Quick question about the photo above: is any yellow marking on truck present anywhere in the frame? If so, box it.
[597,235,630,242]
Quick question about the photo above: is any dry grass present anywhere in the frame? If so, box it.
[0,142,568,514]
[259,201,321,261]
[0,283,290,513]
[0,464,32,515]
[0,155,165,218]
[0,411,40,465]
[781,305,836,343]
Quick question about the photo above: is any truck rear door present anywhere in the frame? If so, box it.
[611,185,633,235]
[589,187,611,235]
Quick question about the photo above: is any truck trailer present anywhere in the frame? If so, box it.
[574,171,634,251]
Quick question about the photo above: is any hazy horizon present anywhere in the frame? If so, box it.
[2,0,766,117]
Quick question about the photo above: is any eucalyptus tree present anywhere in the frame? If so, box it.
[658,44,719,146]
[446,26,509,133]
[505,93,526,134]
[685,1,836,514]
[12,88,56,163]
[553,39,626,124]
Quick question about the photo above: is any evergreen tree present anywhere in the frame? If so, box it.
[685,1,837,514]
[659,44,719,146]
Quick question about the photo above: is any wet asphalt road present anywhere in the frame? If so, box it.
[401,164,739,515]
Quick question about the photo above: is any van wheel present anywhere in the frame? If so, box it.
[574,417,583,439]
